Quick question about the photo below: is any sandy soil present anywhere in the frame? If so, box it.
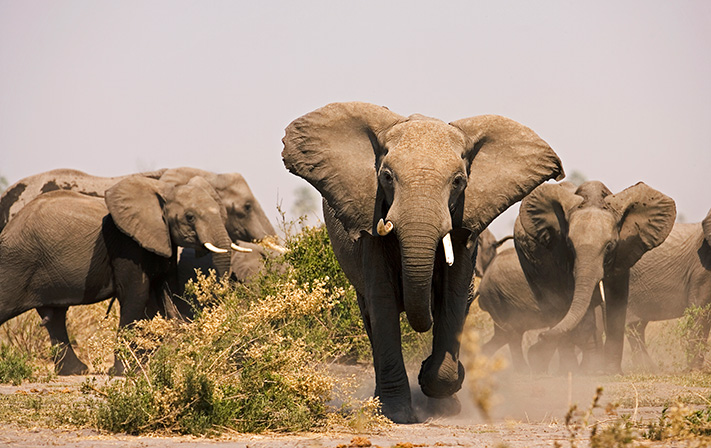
[1,364,703,448]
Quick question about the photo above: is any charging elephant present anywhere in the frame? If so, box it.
[625,207,711,370]
[513,180,676,374]
[0,168,166,231]
[477,246,604,373]
[282,102,564,423]
[0,176,233,375]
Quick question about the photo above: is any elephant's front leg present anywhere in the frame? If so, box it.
[603,272,630,374]
[360,237,416,424]
[419,231,472,411]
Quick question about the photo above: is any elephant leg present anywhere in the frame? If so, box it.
[627,320,656,371]
[688,315,711,370]
[111,258,154,376]
[360,240,416,424]
[36,307,88,375]
[528,337,556,374]
[482,325,509,357]
[603,273,630,374]
[509,331,528,372]
[418,233,472,418]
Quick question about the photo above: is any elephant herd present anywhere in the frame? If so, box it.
[0,101,708,425]
[0,167,285,375]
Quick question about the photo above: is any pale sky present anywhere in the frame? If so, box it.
[1,1,709,238]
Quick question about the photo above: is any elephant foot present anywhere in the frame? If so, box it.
[418,354,465,399]
[423,394,461,419]
[108,357,127,377]
[380,400,419,424]
[53,345,89,376]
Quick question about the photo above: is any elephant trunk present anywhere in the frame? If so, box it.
[543,251,604,339]
[197,219,233,278]
[398,216,445,333]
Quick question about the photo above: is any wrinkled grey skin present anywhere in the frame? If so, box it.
[159,167,277,244]
[0,168,166,232]
[477,246,603,373]
[0,167,278,245]
[282,102,563,423]
[626,208,711,370]
[513,181,676,374]
[0,176,232,375]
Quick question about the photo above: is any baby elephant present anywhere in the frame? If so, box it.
[0,176,233,375]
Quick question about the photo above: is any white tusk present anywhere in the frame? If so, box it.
[443,232,454,266]
[377,219,394,236]
[204,242,228,254]
[598,280,606,303]
[262,240,288,254]
[231,243,253,253]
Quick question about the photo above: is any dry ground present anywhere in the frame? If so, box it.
[1,303,708,447]
[1,363,709,447]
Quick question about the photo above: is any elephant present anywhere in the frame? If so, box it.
[0,175,233,375]
[625,207,711,370]
[0,168,166,232]
[477,246,604,372]
[474,228,512,277]
[511,180,676,374]
[158,168,284,251]
[281,101,564,423]
[0,167,283,250]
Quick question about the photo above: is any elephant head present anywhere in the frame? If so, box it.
[516,181,676,345]
[703,208,711,248]
[282,102,564,334]
[159,168,283,252]
[105,175,233,276]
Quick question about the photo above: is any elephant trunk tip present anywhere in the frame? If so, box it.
[407,313,433,333]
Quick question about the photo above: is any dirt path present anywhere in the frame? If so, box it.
[2,369,703,447]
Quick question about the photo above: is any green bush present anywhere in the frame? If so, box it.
[0,343,34,385]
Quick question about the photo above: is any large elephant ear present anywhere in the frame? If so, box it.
[703,208,711,247]
[605,182,676,270]
[105,176,172,257]
[518,182,583,247]
[450,115,565,236]
[282,102,404,240]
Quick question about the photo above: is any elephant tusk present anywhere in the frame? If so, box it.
[231,243,253,253]
[598,280,606,303]
[262,239,288,254]
[204,242,228,254]
[443,232,454,266]
[377,219,394,236]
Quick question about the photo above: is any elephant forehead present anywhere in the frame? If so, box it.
[386,120,466,156]
[568,208,616,238]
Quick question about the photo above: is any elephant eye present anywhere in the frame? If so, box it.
[244,202,252,212]
[452,174,467,191]
[380,169,394,186]
[186,212,196,224]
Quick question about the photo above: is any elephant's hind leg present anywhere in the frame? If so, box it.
[37,306,89,375]
[627,320,656,371]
